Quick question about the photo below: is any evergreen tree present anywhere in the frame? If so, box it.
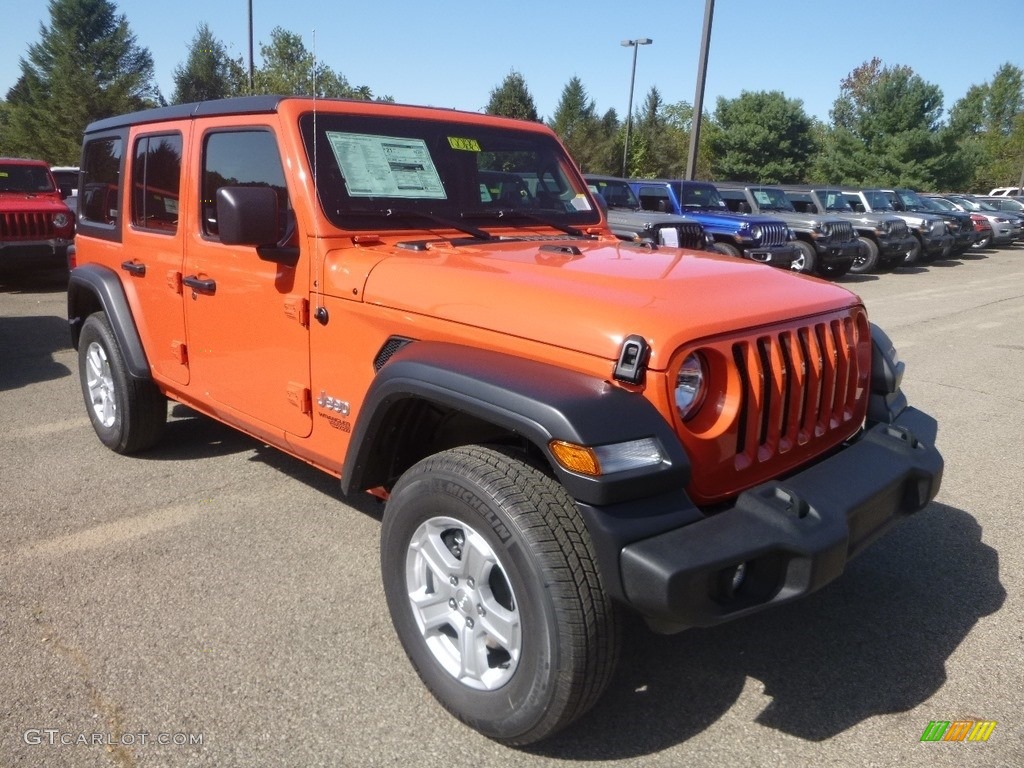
[484,71,539,121]
[548,76,605,171]
[709,91,816,183]
[171,23,247,104]
[253,27,356,98]
[3,0,158,164]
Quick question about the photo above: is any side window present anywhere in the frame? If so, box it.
[80,136,123,227]
[202,130,289,240]
[132,133,182,233]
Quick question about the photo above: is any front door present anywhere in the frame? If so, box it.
[183,127,312,438]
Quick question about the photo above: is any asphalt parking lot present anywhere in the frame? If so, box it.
[1,249,1022,768]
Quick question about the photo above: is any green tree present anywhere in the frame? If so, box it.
[3,0,158,163]
[827,58,954,188]
[548,76,602,170]
[484,71,539,121]
[709,91,816,183]
[948,63,1024,191]
[170,23,247,104]
[253,27,356,97]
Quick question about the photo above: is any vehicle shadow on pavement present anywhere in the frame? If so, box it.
[0,314,72,392]
[532,502,1003,759]
[0,263,69,294]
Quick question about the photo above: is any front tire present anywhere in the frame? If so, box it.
[791,240,817,274]
[851,236,879,274]
[78,312,167,453]
[380,445,619,745]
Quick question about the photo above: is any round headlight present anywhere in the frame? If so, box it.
[675,352,707,421]
[53,213,69,228]
[750,225,763,241]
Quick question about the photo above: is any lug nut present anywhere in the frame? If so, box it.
[449,576,458,586]
[465,617,474,629]
[448,598,457,609]
[467,577,475,589]
[476,605,485,617]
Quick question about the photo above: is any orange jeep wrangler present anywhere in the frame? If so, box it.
[68,96,943,745]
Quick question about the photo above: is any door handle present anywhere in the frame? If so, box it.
[120,260,146,277]
[182,275,216,294]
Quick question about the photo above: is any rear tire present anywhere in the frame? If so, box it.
[78,312,167,453]
[713,241,741,258]
[380,445,619,745]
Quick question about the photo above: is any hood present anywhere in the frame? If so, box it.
[763,211,846,230]
[0,191,68,212]
[356,238,859,370]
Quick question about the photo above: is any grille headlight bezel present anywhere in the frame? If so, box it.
[675,352,708,422]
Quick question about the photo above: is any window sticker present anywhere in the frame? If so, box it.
[570,194,592,211]
[326,132,446,199]
[479,183,493,203]
[448,137,481,152]
[753,190,772,205]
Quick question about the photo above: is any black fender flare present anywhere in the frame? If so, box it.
[67,263,151,379]
[340,341,690,507]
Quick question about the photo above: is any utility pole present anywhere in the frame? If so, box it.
[248,0,255,92]
[685,0,715,180]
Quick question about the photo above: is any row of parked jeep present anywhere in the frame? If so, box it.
[585,175,1024,280]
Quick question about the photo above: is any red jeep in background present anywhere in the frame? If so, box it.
[0,158,75,265]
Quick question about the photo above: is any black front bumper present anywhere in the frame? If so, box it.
[608,407,942,631]
[741,243,799,269]
[814,239,860,269]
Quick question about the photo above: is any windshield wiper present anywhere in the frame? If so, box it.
[346,207,493,241]
[463,209,585,237]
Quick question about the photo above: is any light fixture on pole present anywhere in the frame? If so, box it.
[621,37,652,178]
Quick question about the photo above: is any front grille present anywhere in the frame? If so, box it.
[677,308,870,504]
[890,219,909,237]
[828,221,854,242]
[759,222,789,247]
[658,221,706,250]
[0,212,56,240]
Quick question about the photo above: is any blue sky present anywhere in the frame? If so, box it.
[3,0,1023,124]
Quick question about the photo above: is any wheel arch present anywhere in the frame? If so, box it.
[67,263,150,379]
[340,342,690,507]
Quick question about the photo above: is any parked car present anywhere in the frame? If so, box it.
[627,179,799,269]
[938,195,1018,247]
[0,157,75,265]
[584,174,710,250]
[923,195,994,248]
[841,188,952,265]
[988,186,1023,196]
[780,185,915,274]
[50,165,79,209]
[715,182,860,278]
[67,94,942,745]
[884,188,976,257]
[977,195,1024,216]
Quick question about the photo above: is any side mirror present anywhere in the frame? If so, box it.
[216,186,280,246]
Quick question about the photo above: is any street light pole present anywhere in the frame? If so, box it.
[248,0,255,92]
[621,38,652,178]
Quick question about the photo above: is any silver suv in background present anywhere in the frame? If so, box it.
[842,188,952,265]
[781,185,915,274]
[941,195,1020,246]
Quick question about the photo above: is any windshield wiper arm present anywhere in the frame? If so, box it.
[347,207,493,240]
[464,209,584,236]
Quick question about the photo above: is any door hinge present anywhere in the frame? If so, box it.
[167,270,182,294]
[284,296,309,327]
[287,383,312,414]
[171,340,188,365]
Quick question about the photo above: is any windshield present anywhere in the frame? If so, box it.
[299,113,599,232]
[587,178,640,209]
[0,163,56,193]
[813,189,853,212]
[917,196,944,212]
[895,188,926,210]
[926,196,957,211]
[671,182,727,211]
[749,187,795,212]
[862,190,895,211]
[951,197,997,212]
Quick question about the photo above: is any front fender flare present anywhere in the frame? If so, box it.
[341,342,689,507]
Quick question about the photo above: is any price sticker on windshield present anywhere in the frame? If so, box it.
[448,137,481,152]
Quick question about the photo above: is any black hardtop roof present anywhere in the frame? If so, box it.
[84,95,286,134]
